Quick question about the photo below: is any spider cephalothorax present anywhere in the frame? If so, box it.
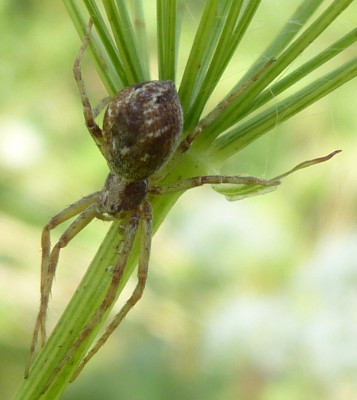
[99,173,147,215]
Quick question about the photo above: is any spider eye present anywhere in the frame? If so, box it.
[103,80,183,182]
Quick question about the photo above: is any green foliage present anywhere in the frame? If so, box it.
[14,1,356,398]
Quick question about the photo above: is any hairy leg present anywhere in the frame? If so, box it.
[71,200,152,381]
[25,193,99,378]
[42,209,140,391]
[73,18,106,157]
[149,174,280,195]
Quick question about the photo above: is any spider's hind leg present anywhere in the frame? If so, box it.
[42,208,142,390]
[25,192,100,378]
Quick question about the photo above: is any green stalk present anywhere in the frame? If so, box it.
[14,160,195,399]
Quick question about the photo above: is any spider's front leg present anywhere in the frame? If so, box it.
[149,174,280,196]
[73,18,107,159]
[25,192,100,378]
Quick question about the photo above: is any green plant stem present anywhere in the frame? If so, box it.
[14,155,198,399]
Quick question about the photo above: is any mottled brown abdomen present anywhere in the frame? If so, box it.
[103,80,183,182]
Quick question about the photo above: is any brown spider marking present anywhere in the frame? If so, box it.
[25,19,278,392]
[103,80,183,182]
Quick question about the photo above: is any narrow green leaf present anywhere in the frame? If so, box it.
[131,0,150,79]
[64,0,121,93]
[210,58,357,163]
[102,0,146,83]
[178,0,230,116]
[157,0,179,81]
[83,0,130,89]
[235,0,325,88]
[213,183,278,201]
[252,28,357,112]
[199,0,355,144]
[183,0,246,131]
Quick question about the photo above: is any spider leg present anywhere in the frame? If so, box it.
[25,192,100,378]
[178,58,276,152]
[43,209,141,391]
[92,96,111,119]
[73,18,107,159]
[149,174,280,196]
[70,200,152,381]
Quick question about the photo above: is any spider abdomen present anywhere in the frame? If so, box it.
[103,80,183,182]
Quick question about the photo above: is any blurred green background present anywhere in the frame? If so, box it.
[1,1,357,399]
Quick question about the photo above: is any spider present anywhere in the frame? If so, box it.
[25,20,279,386]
